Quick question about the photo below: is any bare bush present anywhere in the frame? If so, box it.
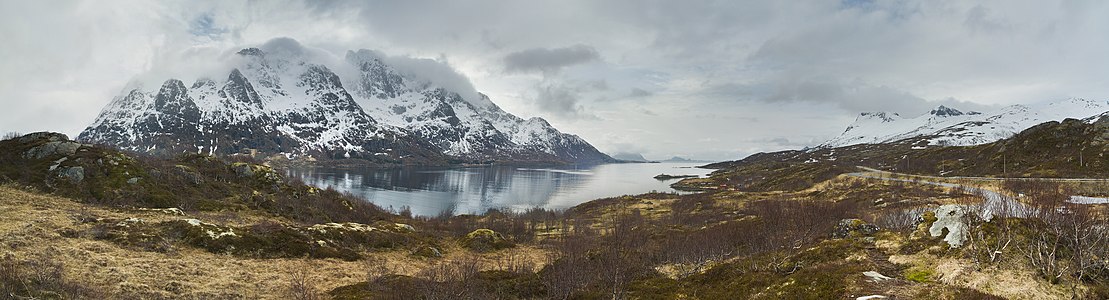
[287,270,321,300]
[0,252,100,298]
[873,208,924,232]
[414,259,482,300]
[365,255,396,285]
[962,203,1015,267]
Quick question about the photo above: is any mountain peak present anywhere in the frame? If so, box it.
[929,105,964,117]
[822,97,1109,148]
[236,48,264,57]
[857,112,900,123]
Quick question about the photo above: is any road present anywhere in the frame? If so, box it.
[846,166,1109,218]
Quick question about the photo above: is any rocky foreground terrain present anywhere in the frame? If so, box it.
[0,131,1107,299]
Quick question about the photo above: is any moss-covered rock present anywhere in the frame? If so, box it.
[832,218,879,238]
[411,245,443,258]
[462,229,515,252]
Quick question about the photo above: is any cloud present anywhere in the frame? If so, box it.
[628,88,653,97]
[757,77,996,116]
[504,45,600,74]
[532,83,597,120]
[5,1,1109,161]
[372,53,483,104]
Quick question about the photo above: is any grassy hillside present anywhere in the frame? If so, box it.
[1,132,1106,299]
[693,117,1109,192]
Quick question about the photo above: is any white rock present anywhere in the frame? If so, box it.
[929,205,968,248]
[863,271,893,282]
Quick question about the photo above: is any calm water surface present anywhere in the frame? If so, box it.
[286,162,713,217]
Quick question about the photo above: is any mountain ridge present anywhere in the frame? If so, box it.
[78,38,613,165]
[821,98,1109,148]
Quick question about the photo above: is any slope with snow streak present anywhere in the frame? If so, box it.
[80,43,444,163]
[821,99,1109,148]
[344,50,612,163]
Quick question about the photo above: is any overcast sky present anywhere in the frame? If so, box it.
[3,0,1109,161]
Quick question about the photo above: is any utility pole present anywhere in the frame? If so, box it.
[1079,149,1084,169]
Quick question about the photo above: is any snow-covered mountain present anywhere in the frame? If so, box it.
[821,98,1109,148]
[79,38,613,164]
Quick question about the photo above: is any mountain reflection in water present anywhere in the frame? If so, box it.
[285,162,712,217]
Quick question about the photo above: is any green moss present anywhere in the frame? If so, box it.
[904,266,934,283]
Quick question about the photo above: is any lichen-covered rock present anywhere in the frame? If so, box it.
[62,166,85,183]
[832,219,880,238]
[412,245,443,258]
[394,223,415,232]
[231,162,281,185]
[928,205,968,247]
[462,228,514,252]
[232,163,255,177]
[24,141,81,159]
[17,132,68,143]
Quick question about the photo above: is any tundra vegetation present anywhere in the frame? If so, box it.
[0,132,1106,299]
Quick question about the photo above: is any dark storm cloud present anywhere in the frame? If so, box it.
[504,45,600,74]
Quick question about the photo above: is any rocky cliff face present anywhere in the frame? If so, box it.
[79,38,613,165]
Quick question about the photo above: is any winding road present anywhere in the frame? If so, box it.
[846,166,1109,219]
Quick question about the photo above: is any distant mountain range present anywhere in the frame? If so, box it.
[661,156,712,163]
[611,153,710,163]
[78,38,613,165]
[821,98,1109,148]
[612,152,651,162]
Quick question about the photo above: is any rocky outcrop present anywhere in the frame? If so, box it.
[928,205,968,247]
[832,219,880,238]
[462,228,514,252]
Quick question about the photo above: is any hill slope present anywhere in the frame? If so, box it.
[700,116,1109,191]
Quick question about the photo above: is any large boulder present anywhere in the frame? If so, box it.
[62,166,85,183]
[17,132,68,143]
[928,205,968,247]
[23,141,81,159]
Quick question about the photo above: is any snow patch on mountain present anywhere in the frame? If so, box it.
[821,98,1109,148]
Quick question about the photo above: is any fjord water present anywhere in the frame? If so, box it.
[286,162,713,217]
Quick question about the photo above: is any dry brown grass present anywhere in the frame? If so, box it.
[0,185,550,299]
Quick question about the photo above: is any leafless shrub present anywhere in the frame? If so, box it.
[494,253,536,274]
[873,207,924,232]
[0,252,101,298]
[962,203,1015,267]
[1,132,19,141]
[414,259,482,300]
[365,255,396,285]
[286,270,321,300]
